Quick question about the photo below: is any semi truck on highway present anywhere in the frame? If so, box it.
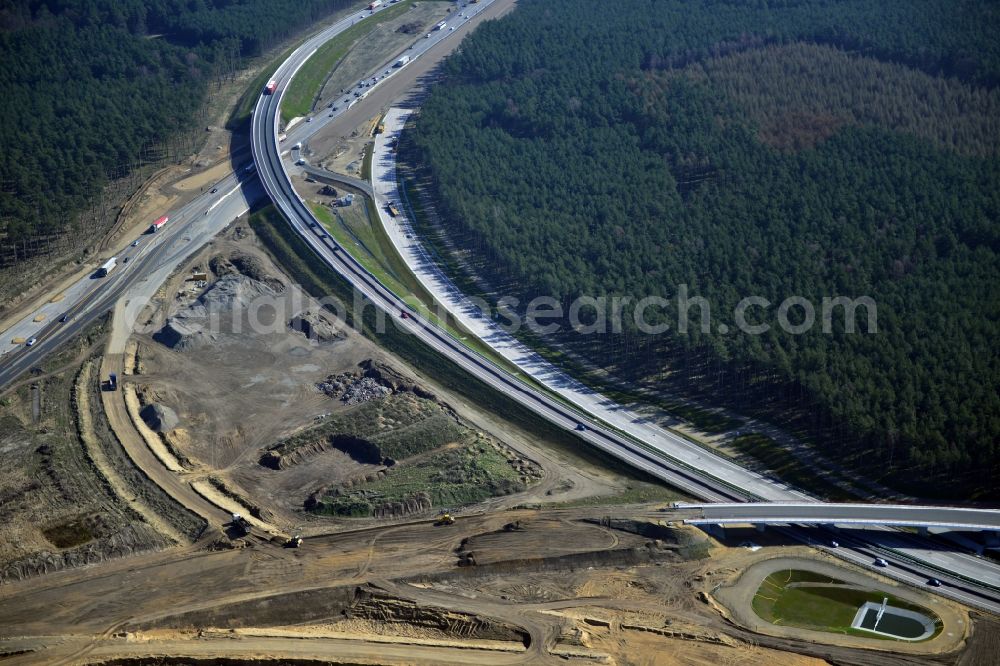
[264,80,278,95]
[96,257,117,277]
[394,55,410,67]
[149,215,169,233]
[435,20,447,31]
[368,1,382,9]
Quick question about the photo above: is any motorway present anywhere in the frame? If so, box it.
[251,0,1000,613]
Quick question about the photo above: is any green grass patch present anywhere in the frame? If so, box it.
[752,569,941,640]
[42,517,95,548]
[281,1,420,123]
[314,443,525,517]
[730,433,858,501]
[360,140,375,180]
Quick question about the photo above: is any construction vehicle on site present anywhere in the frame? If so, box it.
[434,512,455,526]
[230,513,252,536]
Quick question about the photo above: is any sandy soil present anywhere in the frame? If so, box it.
[0,3,986,664]
[171,159,236,193]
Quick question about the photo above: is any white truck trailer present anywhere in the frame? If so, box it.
[96,257,117,277]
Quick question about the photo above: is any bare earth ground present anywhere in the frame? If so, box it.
[0,223,987,664]
[0,511,982,665]
[127,222,620,535]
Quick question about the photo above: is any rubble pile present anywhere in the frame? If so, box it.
[315,372,355,398]
[315,373,391,404]
[342,377,391,405]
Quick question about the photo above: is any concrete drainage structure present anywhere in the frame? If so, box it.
[851,600,936,641]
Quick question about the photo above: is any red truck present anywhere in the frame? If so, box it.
[149,215,168,233]
[264,80,278,95]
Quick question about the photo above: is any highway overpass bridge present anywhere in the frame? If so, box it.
[679,503,1000,533]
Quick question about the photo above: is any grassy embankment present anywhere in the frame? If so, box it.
[229,0,417,129]
[310,201,536,381]
[248,204,686,501]
[318,200,517,368]
[269,392,526,515]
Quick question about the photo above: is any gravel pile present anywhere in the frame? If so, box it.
[139,403,179,432]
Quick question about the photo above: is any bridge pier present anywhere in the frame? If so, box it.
[754,523,766,533]
[699,523,725,540]
[917,526,929,537]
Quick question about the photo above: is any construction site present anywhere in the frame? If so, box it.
[0,210,994,665]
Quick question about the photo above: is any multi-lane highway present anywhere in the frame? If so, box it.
[251,0,1000,613]
[0,169,260,389]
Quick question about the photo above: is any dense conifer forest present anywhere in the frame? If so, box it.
[406,0,1000,497]
[0,0,354,266]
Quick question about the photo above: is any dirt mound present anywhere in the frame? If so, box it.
[153,317,211,350]
[153,274,279,350]
[350,585,529,644]
[342,377,392,404]
[289,309,344,343]
[230,253,272,284]
[209,252,284,292]
[261,433,393,471]
[198,273,277,311]
[139,403,179,432]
